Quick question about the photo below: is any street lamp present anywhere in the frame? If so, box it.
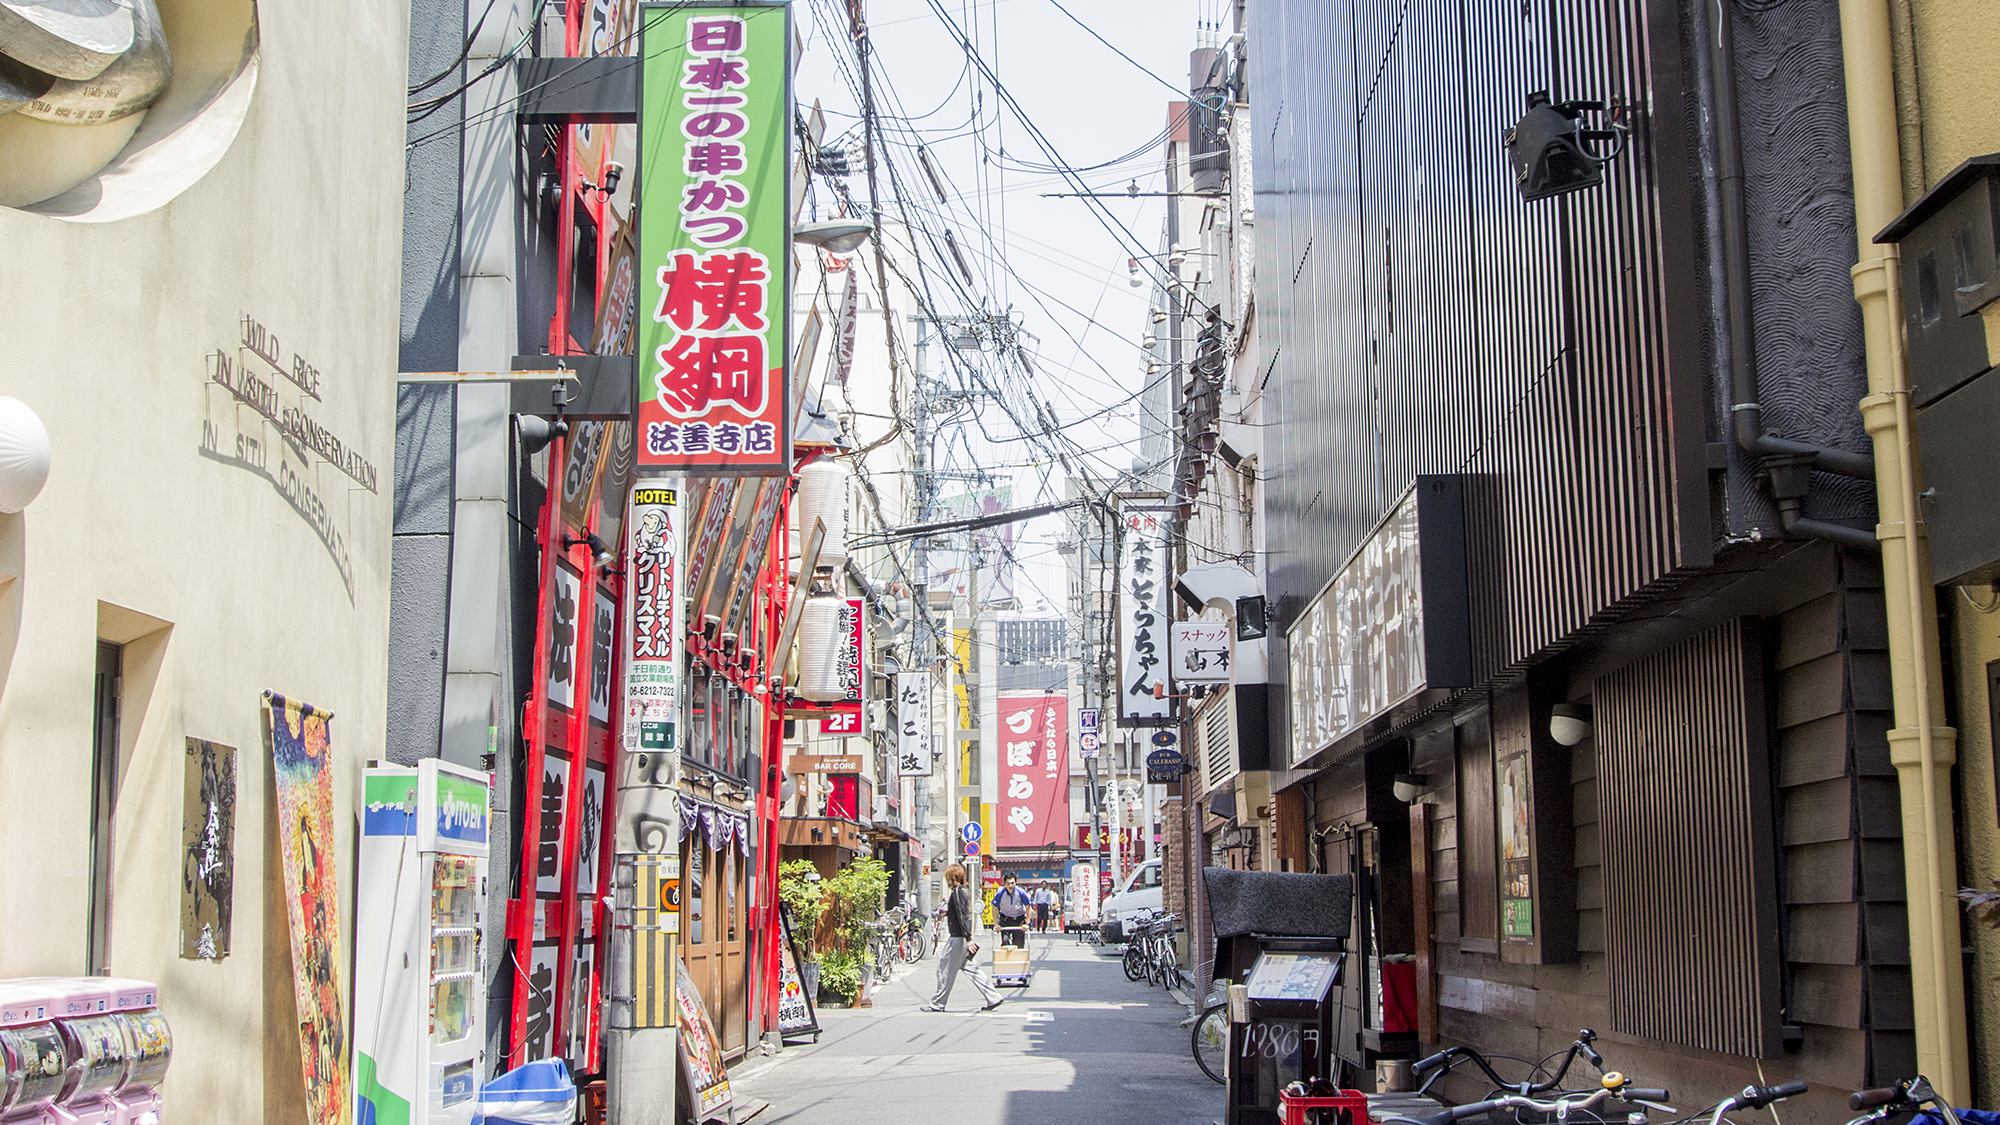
[792,219,874,254]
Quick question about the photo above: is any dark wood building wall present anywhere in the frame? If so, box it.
[1296,549,1909,1116]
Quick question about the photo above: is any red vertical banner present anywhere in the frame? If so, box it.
[996,694,1069,849]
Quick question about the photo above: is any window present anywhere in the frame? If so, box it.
[88,641,122,973]
[688,840,706,945]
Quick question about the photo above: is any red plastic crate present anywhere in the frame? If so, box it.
[1279,1089,1373,1125]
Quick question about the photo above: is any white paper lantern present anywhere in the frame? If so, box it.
[0,397,50,513]
[796,594,848,702]
[795,460,851,566]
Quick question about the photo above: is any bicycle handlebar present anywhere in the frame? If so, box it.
[1850,1088,1899,1112]
[1732,1081,1809,1110]
[1386,1084,1666,1125]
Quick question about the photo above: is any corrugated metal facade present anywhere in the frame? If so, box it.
[1253,0,1710,707]
[1594,618,1783,1058]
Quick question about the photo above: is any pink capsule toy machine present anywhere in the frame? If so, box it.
[39,979,122,1125]
[97,982,165,1125]
[0,980,76,1125]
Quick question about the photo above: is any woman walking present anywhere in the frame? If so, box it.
[923,864,1003,1012]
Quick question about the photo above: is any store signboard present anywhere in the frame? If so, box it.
[1169,621,1232,683]
[996,693,1068,848]
[637,4,792,475]
[1077,707,1099,759]
[895,671,932,778]
[625,486,682,752]
[1118,508,1172,724]
[1284,477,1469,766]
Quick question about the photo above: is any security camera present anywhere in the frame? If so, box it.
[602,161,624,195]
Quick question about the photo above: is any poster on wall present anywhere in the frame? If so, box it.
[774,904,820,1041]
[262,693,349,1125]
[626,485,683,752]
[637,3,793,475]
[675,959,733,1121]
[996,693,1069,849]
[180,737,235,960]
[1498,749,1534,939]
[895,670,932,778]
[1118,508,1172,724]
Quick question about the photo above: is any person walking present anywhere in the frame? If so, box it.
[992,872,1033,947]
[923,864,1003,1012]
[1034,882,1058,933]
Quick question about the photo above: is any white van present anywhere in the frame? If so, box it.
[1098,858,1164,943]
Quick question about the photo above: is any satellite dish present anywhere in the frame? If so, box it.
[20,0,168,124]
[0,0,136,81]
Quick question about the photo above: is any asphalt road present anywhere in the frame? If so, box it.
[733,934,1222,1125]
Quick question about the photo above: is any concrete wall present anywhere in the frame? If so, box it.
[0,0,407,1121]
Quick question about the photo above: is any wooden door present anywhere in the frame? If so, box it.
[680,836,716,1029]
[720,845,747,1053]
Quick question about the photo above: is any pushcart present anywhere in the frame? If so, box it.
[992,925,1032,987]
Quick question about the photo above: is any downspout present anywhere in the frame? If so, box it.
[1692,0,1878,553]
[1837,0,1971,1101]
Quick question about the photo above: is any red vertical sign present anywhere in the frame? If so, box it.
[996,694,1069,849]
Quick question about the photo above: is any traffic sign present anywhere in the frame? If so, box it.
[960,822,982,842]
[963,840,981,856]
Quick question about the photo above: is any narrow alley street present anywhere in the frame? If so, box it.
[736,940,1217,1125]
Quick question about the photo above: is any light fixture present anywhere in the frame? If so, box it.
[1168,243,1187,267]
[1143,332,1157,349]
[1504,91,1628,202]
[792,218,874,254]
[1392,773,1428,804]
[0,396,51,513]
[566,531,615,568]
[1147,362,1161,375]
[1152,309,1168,324]
[1549,703,1594,747]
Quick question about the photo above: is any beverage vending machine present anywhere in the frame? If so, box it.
[0,976,171,1125]
[353,759,491,1125]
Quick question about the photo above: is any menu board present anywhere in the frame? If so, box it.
[675,960,731,1121]
[1245,952,1342,1003]
[775,905,820,1041]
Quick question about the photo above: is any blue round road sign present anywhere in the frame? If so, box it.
[961,822,982,842]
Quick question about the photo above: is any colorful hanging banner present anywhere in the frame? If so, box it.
[263,693,349,1125]
[638,3,792,475]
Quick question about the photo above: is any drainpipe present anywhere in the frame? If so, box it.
[1692,0,1879,552]
[1837,0,1970,1101]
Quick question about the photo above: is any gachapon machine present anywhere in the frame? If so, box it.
[354,760,491,1125]
[0,978,169,1125]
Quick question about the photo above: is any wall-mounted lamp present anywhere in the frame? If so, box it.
[581,160,624,201]
[1549,703,1593,747]
[1392,773,1428,804]
[1152,309,1168,325]
[1504,91,1628,202]
[565,531,615,568]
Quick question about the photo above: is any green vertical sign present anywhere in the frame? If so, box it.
[637,3,792,476]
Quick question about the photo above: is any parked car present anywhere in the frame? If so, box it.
[1097,859,1163,944]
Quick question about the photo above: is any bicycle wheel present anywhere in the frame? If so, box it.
[1192,1004,1227,1084]
[1160,952,1184,991]
[1123,942,1146,981]
[899,928,924,964]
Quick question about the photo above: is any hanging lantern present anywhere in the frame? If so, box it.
[795,459,851,566]
[796,594,848,702]
[0,397,51,513]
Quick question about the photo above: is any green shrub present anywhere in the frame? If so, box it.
[819,858,891,962]
[778,860,828,942]
[817,950,861,1003]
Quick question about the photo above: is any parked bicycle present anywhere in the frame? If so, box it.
[1848,1074,1995,1125]
[1379,1032,1680,1125]
[1119,910,1184,989]
[1191,987,1227,1085]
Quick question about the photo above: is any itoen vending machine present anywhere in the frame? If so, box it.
[353,760,490,1125]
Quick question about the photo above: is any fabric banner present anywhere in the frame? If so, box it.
[996,693,1069,849]
[637,4,792,475]
[263,693,349,1125]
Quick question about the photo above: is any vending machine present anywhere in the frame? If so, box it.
[354,760,491,1125]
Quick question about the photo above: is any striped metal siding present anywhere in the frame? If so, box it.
[1254,0,1710,700]
[1594,618,1782,1058]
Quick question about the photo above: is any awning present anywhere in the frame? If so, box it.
[866,821,917,844]
[990,848,1070,867]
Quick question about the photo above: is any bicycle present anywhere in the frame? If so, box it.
[1121,908,1158,982]
[1120,910,1183,986]
[1847,1075,1982,1125]
[1191,996,1227,1084]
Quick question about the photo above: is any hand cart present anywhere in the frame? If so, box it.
[991,925,1032,986]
